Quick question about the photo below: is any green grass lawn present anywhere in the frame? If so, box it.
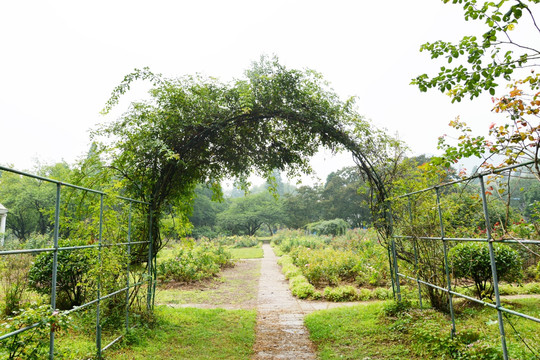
[305,297,540,360]
[305,301,417,360]
[228,247,264,259]
[107,306,256,359]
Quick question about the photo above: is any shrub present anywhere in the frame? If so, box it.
[323,286,358,302]
[382,299,412,317]
[157,241,232,282]
[410,313,503,359]
[357,288,372,301]
[277,255,301,279]
[278,236,329,254]
[1,254,32,316]
[372,287,391,300]
[523,282,540,294]
[449,242,523,299]
[292,247,359,286]
[0,304,71,359]
[289,275,316,299]
[28,239,96,310]
[305,218,349,236]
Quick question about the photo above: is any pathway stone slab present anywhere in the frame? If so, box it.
[252,244,317,360]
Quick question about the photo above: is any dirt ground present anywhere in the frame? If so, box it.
[156,258,261,310]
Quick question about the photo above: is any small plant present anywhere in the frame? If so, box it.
[277,255,301,279]
[323,285,358,302]
[381,300,412,317]
[449,242,522,299]
[1,254,32,316]
[157,241,232,282]
[0,304,71,360]
[372,287,391,300]
[28,239,96,310]
[357,288,372,301]
[289,275,316,299]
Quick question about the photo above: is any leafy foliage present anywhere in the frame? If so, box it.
[412,0,539,103]
[449,242,523,298]
[0,305,71,360]
[0,162,70,240]
[157,240,232,282]
[96,56,379,257]
[28,239,96,310]
[0,254,32,316]
[412,1,540,173]
[276,229,390,291]
[217,192,284,236]
[305,218,349,236]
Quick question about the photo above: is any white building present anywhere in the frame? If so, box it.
[0,203,7,246]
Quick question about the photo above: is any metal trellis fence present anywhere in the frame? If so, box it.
[389,160,540,360]
[0,165,155,359]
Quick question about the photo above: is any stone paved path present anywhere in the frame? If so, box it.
[252,244,318,360]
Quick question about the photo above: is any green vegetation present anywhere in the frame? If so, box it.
[275,229,391,301]
[2,2,540,356]
[449,242,523,299]
[0,305,72,360]
[185,165,373,239]
[28,239,97,310]
[217,193,284,236]
[305,298,540,360]
[96,56,385,257]
[107,306,256,359]
[157,241,232,283]
[306,218,349,236]
[229,247,263,259]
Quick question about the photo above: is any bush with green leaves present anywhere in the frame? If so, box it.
[215,235,260,248]
[305,218,349,236]
[449,242,522,299]
[157,241,232,282]
[278,235,330,254]
[289,275,318,299]
[0,304,71,360]
[323,285,357,302]
[382,299,412,317]
[1,254,32,316]
[291,246,360,286]
[277,255,301,279]
[28,239,96,310]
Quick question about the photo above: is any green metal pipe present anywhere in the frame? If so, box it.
[96,194,104,359]
[399,273,540,323]
[436,187,456,338]
[49,184,61,359]
[407,196,423,309]
[126,204,132,332]
[479,176,509,360]
[146,206,154,312]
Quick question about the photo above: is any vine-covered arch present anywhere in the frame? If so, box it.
[94,57,396,260]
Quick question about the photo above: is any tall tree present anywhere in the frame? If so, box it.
[0,162,71,240]
[283,185,324,229]
[217,192,284,236]
[321,166,371,228]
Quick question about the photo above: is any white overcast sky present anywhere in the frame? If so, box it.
[0,0,507,184]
